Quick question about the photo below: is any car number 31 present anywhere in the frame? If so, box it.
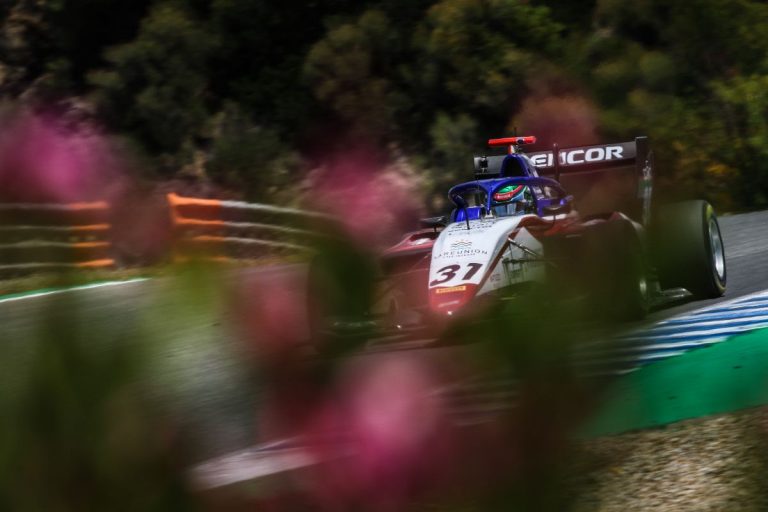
[430,262,483,286]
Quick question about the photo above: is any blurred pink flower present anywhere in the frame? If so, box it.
[304,150,423,248]
[0,110,123,203]
[109,187,174,266]
[514,95,600,148]
[230,266,322,437]
[233,267,310,361]
[299,354,456,511]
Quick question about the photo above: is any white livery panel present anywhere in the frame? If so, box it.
[428,216,545,299]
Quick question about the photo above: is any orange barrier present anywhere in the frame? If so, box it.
[0,259,115,272]
[0,201,115,276]
[0,200,109,211]
[166,193,325,261]
[0,224,110,233]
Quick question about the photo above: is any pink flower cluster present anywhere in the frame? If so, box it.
[0,110,123,203]
[304,150,423,248]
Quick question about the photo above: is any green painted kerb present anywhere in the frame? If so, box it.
[583,327,768,437]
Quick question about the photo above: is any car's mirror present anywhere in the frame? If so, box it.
[473,156,488,173]
[420,216,447,229]
[451,194,468,209]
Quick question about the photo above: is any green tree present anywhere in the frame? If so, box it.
[304,9,407,140]
[89,4,213,157]
[583,0,768,208]
[416,0,564,122]
[46,0,153,86]
[305,0,566,151]
[0,0,152,101]
[711,73,768,207]
[207,103,300,201]
[208,0,365,134]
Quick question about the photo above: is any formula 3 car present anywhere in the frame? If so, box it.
[378,135,726,326]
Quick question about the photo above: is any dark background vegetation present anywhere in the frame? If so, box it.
[3,0,768,210]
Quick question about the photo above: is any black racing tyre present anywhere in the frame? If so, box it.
[306,255,330,342]
[305,244,379,355]
[652,200,726,298]
[584,219,650,321]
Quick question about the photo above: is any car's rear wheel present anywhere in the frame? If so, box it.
[585,219,650,321]
[653,200,726,298]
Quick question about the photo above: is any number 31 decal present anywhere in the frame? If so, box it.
[430,262,483,286]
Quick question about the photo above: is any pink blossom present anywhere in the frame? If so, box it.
[233,267,309,361]
[514,95,600,148]
[304,150,423,248]
[0,110,123,203]
[299,354,456,511]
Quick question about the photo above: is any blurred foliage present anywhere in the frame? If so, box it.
[206,103,300,201]
[2,0,768,207]
[0,295,199,510]
[586,0,768,209]
[88,4,213,154]
[304,10,399,138]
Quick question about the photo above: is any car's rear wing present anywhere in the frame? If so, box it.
[529,137,654,225]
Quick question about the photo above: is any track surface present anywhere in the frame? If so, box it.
[650,210,768,318]
[2,210,768,464]
[603,211,768,369]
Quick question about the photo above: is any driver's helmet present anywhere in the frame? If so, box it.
[491,184,532,217]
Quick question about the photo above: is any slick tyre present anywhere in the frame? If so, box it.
[306,255,331,343]
[653,200,726,299]
[585,219,650,321]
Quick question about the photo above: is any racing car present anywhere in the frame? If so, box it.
[379,135,726,324]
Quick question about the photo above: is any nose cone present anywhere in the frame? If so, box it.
[428,283,479,316]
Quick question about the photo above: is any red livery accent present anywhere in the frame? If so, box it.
[488,136,537,154]
[493,185,525,202]
[505,215,576,242]
[383,229,439,257]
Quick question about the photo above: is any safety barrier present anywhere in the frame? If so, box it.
[0,193,330,276]
[0,201,114,276]
[166,193,330,262]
